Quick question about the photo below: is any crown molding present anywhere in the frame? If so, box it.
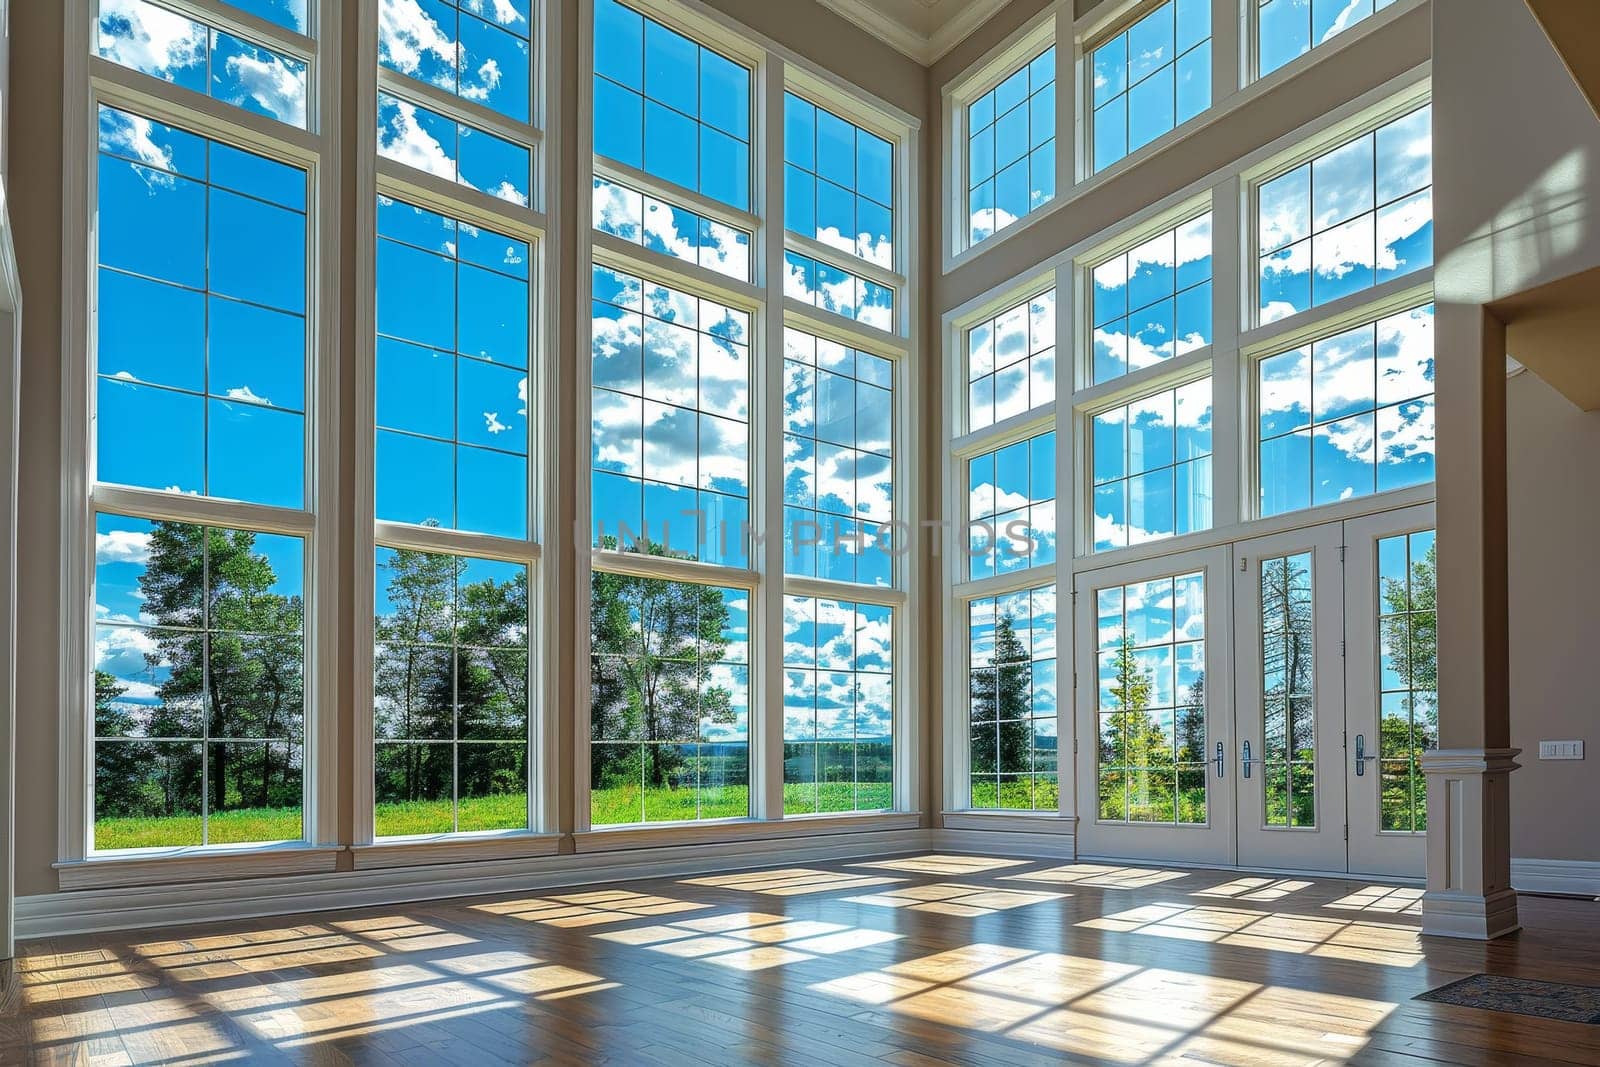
[815,0,1013,65]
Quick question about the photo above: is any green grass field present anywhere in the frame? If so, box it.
[95,781,898,848]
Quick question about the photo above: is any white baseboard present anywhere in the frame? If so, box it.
[16,828,932,940]
[931,827,1078,859]
[1511,857,1600,898]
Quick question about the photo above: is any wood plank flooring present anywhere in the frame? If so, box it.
[3,853,1600,1065]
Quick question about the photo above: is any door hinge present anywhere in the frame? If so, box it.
[1239,555,1248,572]
[1344,824,1349,842]
[1339,544,1347,563]
[1341,639,1347,658]
[1073,739,1079,755]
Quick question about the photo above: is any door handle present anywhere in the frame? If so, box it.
[1240,740,1266,779]
[1215,741,1225,778]
[1353,733,1377,776]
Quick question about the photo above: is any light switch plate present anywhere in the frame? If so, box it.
[1539,740,1585,760]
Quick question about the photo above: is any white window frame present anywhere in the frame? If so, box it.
[1246,0,1423,88]
[60,0,342,873]
[573,0,922,845]
[352,0,561,860]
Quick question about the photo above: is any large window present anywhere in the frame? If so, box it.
[968,430,1057,579]
[378,0,533,123]
[968,584,1057,810]
[1258,303,1434,517]
[784,93,894,269]
[593,175,751,282]
[782,329,894,586]
[590,577,750,824]
[1091,379,1213,552]
[377,92,532,207]
[97,107,308,509]
[592,0,751,211]
[1259,0,1400,78]
[94,515,305,850]
[1094,573,1208,824]
[1257,104,1432,324]
[967,289,1055,432]
[590,265,751,566]
[1376,528,1435,833]
[374,549,530,836]
[783,597,893,814]
[783,251,894,332]
[1091,0,1210,173]
[1090,213,1212,385]
[967,47,1055,245]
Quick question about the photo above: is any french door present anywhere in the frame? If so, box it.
[1074,505,1433,878]
[1074,545,1236,865]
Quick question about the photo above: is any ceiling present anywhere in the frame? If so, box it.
[813,0,1014,65]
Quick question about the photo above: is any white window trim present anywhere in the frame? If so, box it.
[353,0,558,847]
[575,0,922,834]
[60,0,343,869]
[1244,0,1425,88]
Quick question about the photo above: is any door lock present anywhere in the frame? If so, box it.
[1353,733,1377,776]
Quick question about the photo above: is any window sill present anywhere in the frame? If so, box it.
[349,831,563,870]
[55,843,342,891]
[574,811,922,853]
[941,811,1077,834]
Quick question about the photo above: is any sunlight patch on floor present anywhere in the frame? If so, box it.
[1000,863,1190,889]
[472,889,713,926]
[680,867,905,895]
[594,910,902,970]
[850,854,1030,875]
[1080,902,1424,966]
[1327,884,1425,915]
[1192,876,1315,901]
[842,882,1066,917]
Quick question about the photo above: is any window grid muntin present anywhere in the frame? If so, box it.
[967,583,1058,811]
[966,45,1056,247]
[92,512,308,850]
[377,89,535,209]
[968,429,1057,580]
[377,0,535,125]
[589,576,752,826]
[1257,0,1400,79]
[1089,211,1213,386]
[592,174,752,283]
[1091,377,1213,553]
[1089,0,1212,174]
[1094,571,1208,825]
[1256,302,1435,519]
[966,288,1055,434]
[783,250,895,333]
[589,262,752,567]
[783,90,896,271]
[782,596,894,815]
[1255,103,1433,325]
[373,546,531,838]
[1260,551,1316,829]
[1376,528,1435,834]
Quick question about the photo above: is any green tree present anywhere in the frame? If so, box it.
[968,612,1033,805]
[1378,538,1437,831]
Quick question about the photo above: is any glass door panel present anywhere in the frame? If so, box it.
[1075,545,1235,865]
[1345,504,1433,878]
[1234,524,1348,872]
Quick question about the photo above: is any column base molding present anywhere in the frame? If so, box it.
[1419,747,1520,940]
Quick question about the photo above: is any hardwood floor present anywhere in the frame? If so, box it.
[4,853,1599,1065]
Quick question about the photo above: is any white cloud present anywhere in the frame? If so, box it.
[461,57,503,102]
[378,98,457,182]
[97,0,205,84]
[221,50,308,127]
[224,385,272,406]
[98,109,179,183]
[96,528,152,565]
[378,0,456,90]
[483,411,510,435]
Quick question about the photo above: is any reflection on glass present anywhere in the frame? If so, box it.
[93,514,305,850]
[1096,573,1207,825]
[96,106,307,508]
[1377,529,1435,832]
[591,0,751,210]
[376,196,531,538]
[373,548,530,837]
[1092,213,1213,384]
[1258,105,1432,323]
[1259,0,1400,78]
[1258,304,1434,517]
[783,329,894,586]
[592,175,751,282]
[1092,0,1210,173]
[1261,552,1315,827]
[379,0,532,123]
[785,93,895,269]
[590,576,749,825]
[968,584,1057,811]
[1093,379,1213,552]
[783,598,894,814]
[378,92,532,207]
[590,264,750,565]
[97,0,310,127]
[968,46,1056,245]
[968,431,1056,578]
[967,289,1054,432]
[783,251,894,332]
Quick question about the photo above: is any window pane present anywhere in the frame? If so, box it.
[1258,106,1432,323]
[378,93,532,208]
[1093,380,1213,552]
[373,548,530,837]
[376,196,531,538]
[969,46,1055,244]
[380,0,532,123]
[1259,0,1391,78]
[1375,529,1435,833]
[93,514,305,849]
[967,290,1054,432]
[969,431,1056,577]
[967,584,1056,810]
[782,250,894,332]
[784,92,894,269]
[592,175,751,282]
[591,577,749,825]
[1091,0,1210,174]
[96,106,307,507]
[1090,213,1212,386]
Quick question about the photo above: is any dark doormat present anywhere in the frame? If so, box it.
[1416,974,1600,1023]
